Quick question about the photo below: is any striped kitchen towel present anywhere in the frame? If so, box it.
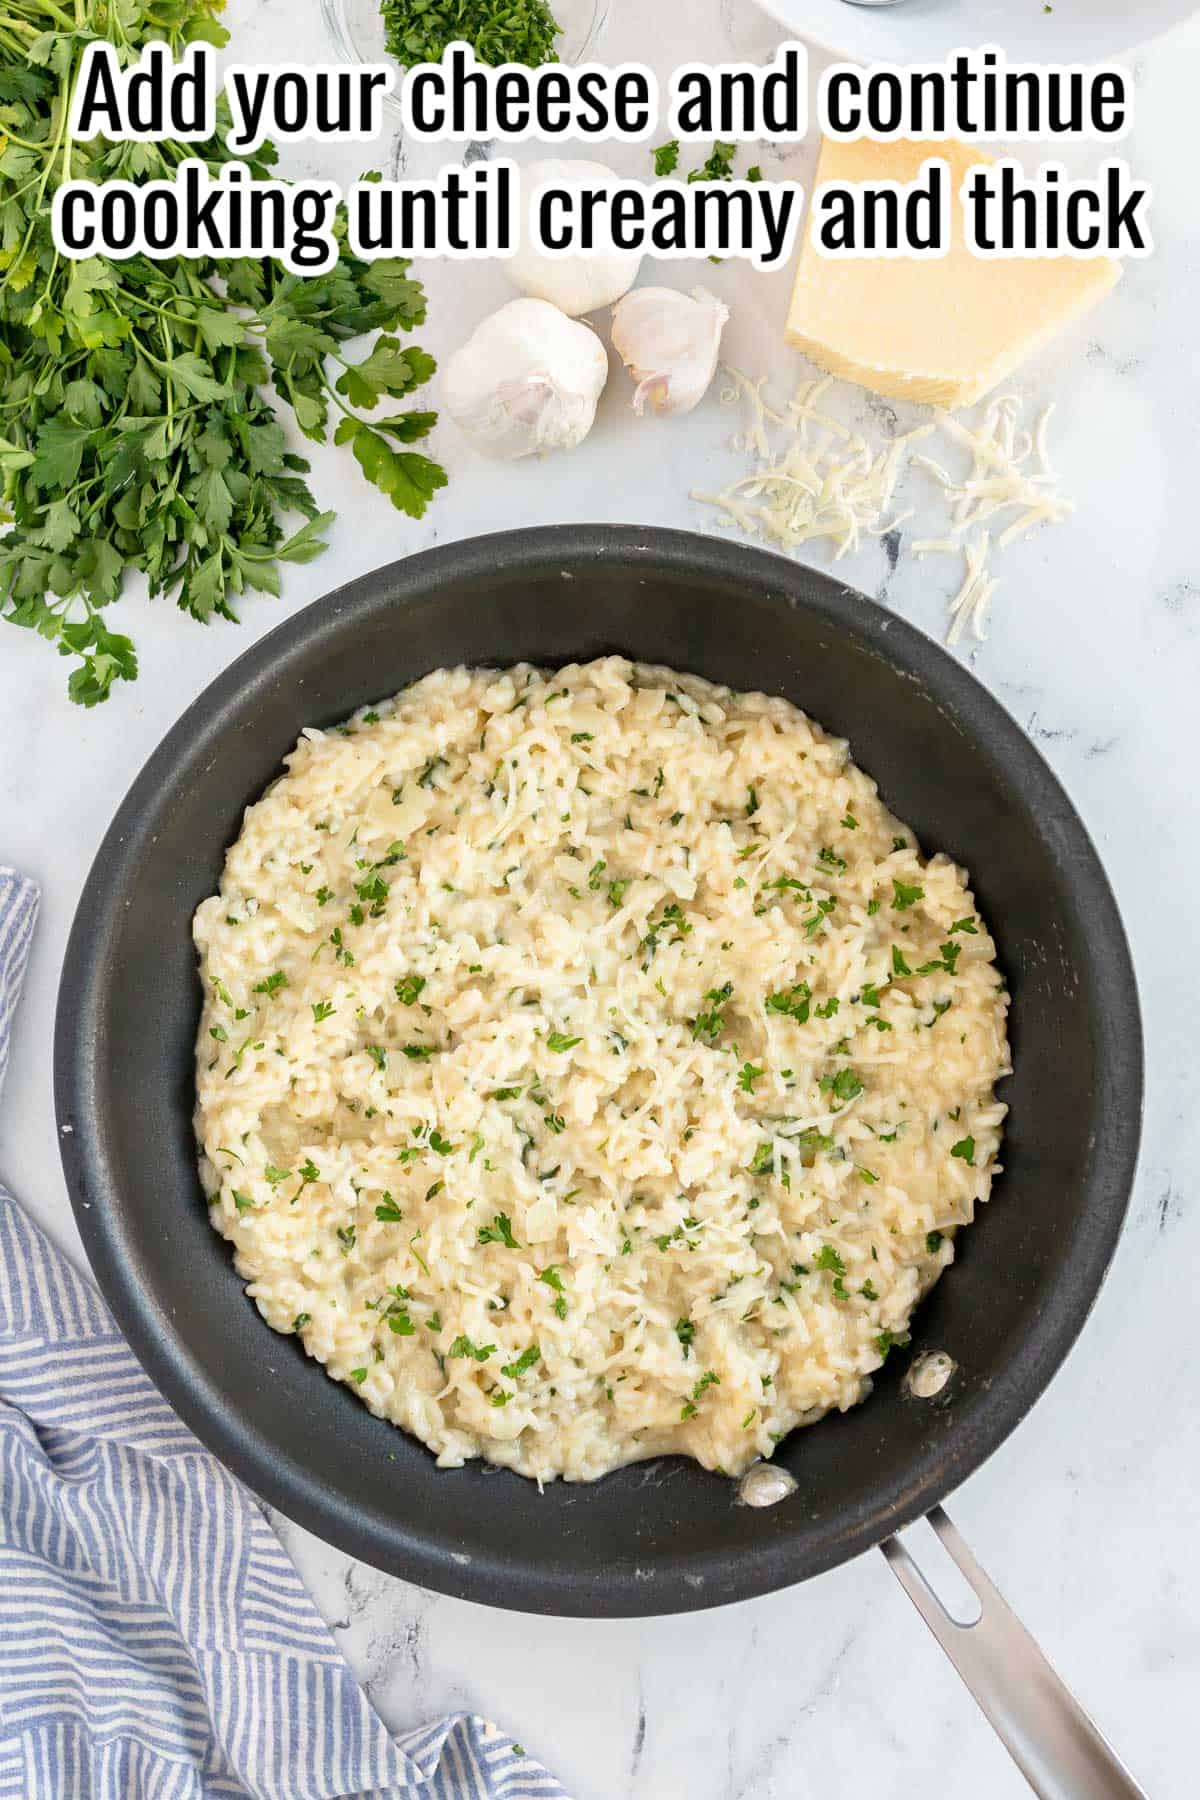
[0,868,569,1800]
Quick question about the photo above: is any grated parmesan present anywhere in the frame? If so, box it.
[696,371,1072,648]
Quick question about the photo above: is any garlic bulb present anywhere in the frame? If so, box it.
[508,159,643,317]
[443,298,609,461]
[612,286,730,418]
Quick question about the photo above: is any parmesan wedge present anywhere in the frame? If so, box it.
[786,136,1120,411]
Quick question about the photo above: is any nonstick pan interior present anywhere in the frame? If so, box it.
[55,527,1142,1617]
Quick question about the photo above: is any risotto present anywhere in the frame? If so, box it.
[193,657,1009,1484]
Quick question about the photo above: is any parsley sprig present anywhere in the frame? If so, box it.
[0,0,446,705]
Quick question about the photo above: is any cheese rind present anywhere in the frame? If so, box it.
[786,137,1120,410]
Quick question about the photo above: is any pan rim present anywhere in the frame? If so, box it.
[54,524,1144,1617]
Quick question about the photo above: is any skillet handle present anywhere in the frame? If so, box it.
[881,1507,1146,1799]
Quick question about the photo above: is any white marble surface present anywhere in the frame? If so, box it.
[2,4,1198,1795]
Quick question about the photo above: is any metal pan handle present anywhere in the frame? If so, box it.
[881,1508,1147,1799]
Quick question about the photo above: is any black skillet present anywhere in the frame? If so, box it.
[56,527,1145,1795]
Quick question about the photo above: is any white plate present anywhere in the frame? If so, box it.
[757,0,1198,63]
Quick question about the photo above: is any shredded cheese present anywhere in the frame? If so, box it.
[696,372,1072,648]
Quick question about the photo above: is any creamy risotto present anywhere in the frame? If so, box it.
[193,658,1009,1484]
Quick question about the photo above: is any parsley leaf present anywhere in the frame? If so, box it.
[892,879,925,911]
[478,1213,520,1249]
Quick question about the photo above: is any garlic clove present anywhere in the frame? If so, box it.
[443,298,609,461]
[508,159,644,317]
[612,286,731,418]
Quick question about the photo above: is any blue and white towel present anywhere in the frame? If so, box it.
[0,868,569,1800]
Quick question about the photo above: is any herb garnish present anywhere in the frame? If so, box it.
[891,879,925,911]
[501,1344,541,1380]
[692,983,733,1043]
[478,1213,520,1249]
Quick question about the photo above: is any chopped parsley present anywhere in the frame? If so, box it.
[765,982,811,1024]
[449,1335,495,1362]
[689,140,737,183]
[804,898,838,938]
[253,971,288,998]
[653,139,681,177]
[311,1001,336,1023]
[891,879,924,912]
[546,1031,582,1053]
[951,1136,976,1165]
[501,1344,541,1380]
[747,1140,775,1176]
[692,983,733,1043]
[918,942,961,977]
[478,1213,520,1249]
[394,974,426,1004]
[675,1318,697,1358]
[819,1067,864,1106]
[538,1266,568,1318]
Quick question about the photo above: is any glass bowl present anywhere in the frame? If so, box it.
[321,0,612,116]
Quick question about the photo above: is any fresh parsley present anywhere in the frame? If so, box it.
[892,879,925,911]
[478,1213,520,1249]
[0,0,445,704]
[381,0,561,66]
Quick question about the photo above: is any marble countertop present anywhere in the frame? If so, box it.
[2,3,1198,1795]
